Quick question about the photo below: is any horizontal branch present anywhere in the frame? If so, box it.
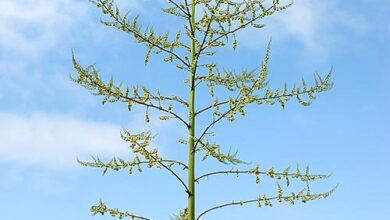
[91,200,151,220]
[78,157,188,172]
[195,166,330,183]
[197,186,337,220]
[71,55,190,128]
[195,90,309,116]
[195,69,333,116]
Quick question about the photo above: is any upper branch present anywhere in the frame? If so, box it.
[195,61,333,116]
[71,55,190,128]
[194,0,224,62]
[194,42,274,150]
[78,156,188,175]
[92,0,190,68]
[194,68,333,149]
[195,1,292,56]
[166,0,190,18]
[201,4,275,53]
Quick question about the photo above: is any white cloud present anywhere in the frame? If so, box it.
[237,0,369,52]
[0,1,183,170]
[0,0,162,104]
[0,0,90,54]
[0,0,152,55]
[0,112,129,168]
[0,0,102,109]
[0,111,182,169]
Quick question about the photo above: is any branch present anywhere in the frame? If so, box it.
[78,155,189,194]
[124,95,189,127]
[120,130,190,194]
[77,156,188,173]
[195,89,313,116]
[152,153,191,195]
[195,165,330,183]
[167,0,190,17]
[91,200,151,220]
[198,4,277,54]
[194,49,271,150]
[183,0,191,20]
[195,139,248,165]
[71,55,190,128]
[151,92,189,107]
[194,0,224,62]
[95,0,190,68]
[195,69,333,116]
[193,109,230,150]
[196,186,337,220]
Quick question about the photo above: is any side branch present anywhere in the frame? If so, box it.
[71,56,190,128]
[120,130,191,194]
[195,62,272,150]
[196,186,337,220]
[91,200,151,220]
[195,88,316,116]
[95,0,190,68]
[78,155,189,194]
[194,109,230,150]
[197,4,277,55]
[195,69,333,116]
[194,0,224,62]
[195,166,330,183]
[77,157,188,173]
[121,94,189,127]
[167,0,190,17]
[153,153,191,194]
[193,43,275,149]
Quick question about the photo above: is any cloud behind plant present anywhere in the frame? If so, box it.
[0,112,128,168]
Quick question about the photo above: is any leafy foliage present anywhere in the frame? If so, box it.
[72,0,335,220]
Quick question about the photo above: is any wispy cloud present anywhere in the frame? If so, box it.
[0,110,182,169]
[0,0,90,54]
[0,112,129,168]
[0,1,103,113]
[0,0,164,107]
[0,0,182,170]
[237,0,369,53]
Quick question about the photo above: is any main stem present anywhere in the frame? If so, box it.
[187,1,196,220]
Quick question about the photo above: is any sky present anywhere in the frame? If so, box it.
[0,0,389,219]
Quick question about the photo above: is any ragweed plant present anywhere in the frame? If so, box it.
[72,0,336,219]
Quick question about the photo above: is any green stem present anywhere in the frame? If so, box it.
[188,1,196,220]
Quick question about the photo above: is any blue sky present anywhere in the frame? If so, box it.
[0,0,389,219]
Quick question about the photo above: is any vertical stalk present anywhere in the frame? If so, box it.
[188,1,196,220]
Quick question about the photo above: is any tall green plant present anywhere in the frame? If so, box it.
[72,0,336,219]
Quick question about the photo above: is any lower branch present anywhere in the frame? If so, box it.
[91,200,151,220]
[151,154,190,194]
[196,186,337,220]
[78,155,189,194]
[195,167,329,183]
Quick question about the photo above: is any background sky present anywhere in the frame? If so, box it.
[0,0,389,219]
